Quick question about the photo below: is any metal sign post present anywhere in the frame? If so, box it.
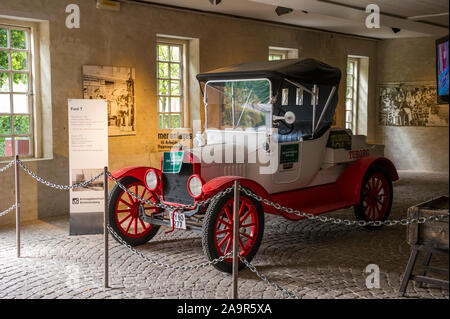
[104,166,109,288]
[14,155,20,258]
[232,180,240,299]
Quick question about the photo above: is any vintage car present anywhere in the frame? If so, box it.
[108,58,399,273]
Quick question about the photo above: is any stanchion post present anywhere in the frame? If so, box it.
[14,155,20,258]
[232,180,240,299]
[104,166,109,288]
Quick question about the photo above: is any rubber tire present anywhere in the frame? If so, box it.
[108,176,160,246]
[202,189,265,273]
[354,167,393,231]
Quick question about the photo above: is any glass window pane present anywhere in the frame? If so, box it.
[296,88,303,105]
[159,96,169,112]
[170,97,181,112]
[347,62,353,75]
[0,51,9,70]
[170,80,181,96]
[13,94,29,113]
[0,115,12,134]
[170,63,180,79]
[12,73,28,92]
[15,136,30,155]
[0,72,10,92]
[158,45,169,61]
[10,30,27,50]
[14,115,29,134]
[281,88,289,106]
[158,62,169,78]
[158,80,169,95]
[0,94,11,113]
[11,51,27,71]
[346,74,353,87]
[346,110,352,123]
[346,87,353,98]
[170,46,180,62]
[161,114,169,129]
[346,99,353,111]
[0,28,7,48]
[0,137,9,157]
[171,114,181,128]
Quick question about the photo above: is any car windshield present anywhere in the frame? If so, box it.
[205,79,271,131]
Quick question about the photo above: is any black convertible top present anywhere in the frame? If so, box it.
[196,58,341,86]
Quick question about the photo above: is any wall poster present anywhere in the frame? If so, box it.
[82,65,136,136]
[378,82,448,127]
[68,99,108,235]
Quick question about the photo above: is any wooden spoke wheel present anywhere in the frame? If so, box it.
[354,168,393,230]
[202,189,264,273]
[108,177,160,246]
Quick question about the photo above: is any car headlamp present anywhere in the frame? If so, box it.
[145,169,159,191]
[187,175,203,199]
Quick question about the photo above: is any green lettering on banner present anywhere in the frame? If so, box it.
[162,151,184,173]
[280,144,299,164]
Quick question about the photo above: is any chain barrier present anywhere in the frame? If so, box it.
[0,159,15,174]
[17,159,104,190]
[239,186,449,227]
[2,157,448,299]
[0,204,16,217]
[238,255,299,299]
[108,225,232,270]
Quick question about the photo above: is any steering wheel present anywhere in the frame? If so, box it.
[273,107,294,135]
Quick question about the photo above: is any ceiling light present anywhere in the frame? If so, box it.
[391,27,401,34]
[275,6,293,16]
[209,0,222,5]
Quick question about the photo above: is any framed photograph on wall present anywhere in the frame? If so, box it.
[82,65,136,136]
[378,82,449,127]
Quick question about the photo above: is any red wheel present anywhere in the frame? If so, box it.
[202,189,264,273]
[354,168,393,230]
[108,177,160,246]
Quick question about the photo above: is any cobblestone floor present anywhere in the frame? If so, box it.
[0,171,448,299]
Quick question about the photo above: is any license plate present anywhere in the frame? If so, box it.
[170,211,186,230]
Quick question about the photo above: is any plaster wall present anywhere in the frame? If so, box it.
[0,0,380,226]
[376,37,449,172]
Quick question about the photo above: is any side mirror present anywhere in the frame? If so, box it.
[273,111,296,125]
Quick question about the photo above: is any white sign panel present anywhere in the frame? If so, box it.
[68,99,108,235]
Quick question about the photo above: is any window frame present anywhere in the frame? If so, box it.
[0,23,34,159]
[156,38,189,129]
[345,58,358,132]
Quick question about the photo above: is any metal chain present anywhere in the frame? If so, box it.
[0,204,16,217]
[239,186,449,227]
[0,160,15,174]
[17,159,104,190]
[106,171,232,211]
[238,255,300,299]
[108,225,232,270]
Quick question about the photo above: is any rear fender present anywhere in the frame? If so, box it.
[202,176,270,204]
[337,157,398,203]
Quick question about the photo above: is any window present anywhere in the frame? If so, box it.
[296,88,303,106]
[345,58,358,131]
[269,47,299,61]
[157,40,187,129]
[0,25,33,158]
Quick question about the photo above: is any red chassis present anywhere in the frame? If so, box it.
[110,156,398,222]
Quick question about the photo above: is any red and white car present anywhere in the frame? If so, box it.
[108,59,398,273]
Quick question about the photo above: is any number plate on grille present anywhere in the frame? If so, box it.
[170,211,186,230]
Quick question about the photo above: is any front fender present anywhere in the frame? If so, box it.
[109,166,162,185]
[202,176,270,201]
[337,157,399,203]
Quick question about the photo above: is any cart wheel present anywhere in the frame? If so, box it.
[202,188,264,273]
[354,168,393,230]
[108,176,160,246]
